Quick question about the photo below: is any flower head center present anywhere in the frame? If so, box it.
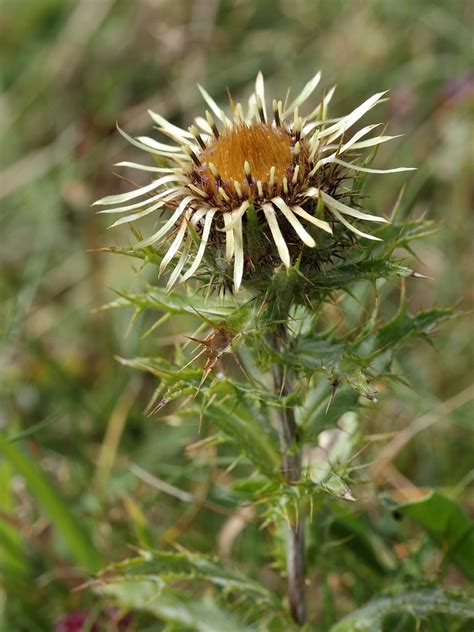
[201,122,292,185]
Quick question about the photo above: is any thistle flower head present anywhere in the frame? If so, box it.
[95,72,413,292]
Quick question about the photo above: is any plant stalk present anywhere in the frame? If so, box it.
[270,326,306,625]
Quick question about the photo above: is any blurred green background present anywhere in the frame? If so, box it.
[0,0,473,629]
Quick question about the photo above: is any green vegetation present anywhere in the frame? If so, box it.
[0,1,472,630]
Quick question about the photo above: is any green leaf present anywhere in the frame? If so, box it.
[0,432,101,573]
[306,258,414,296]
[373,218,438,251]
[118,357,281,477]
[100,285,235,323]
[291,302,455,407]
[98,244,163,266]
[296,381,360,440]
[203,381,281,478]
[97,581,254,632]
[292,337,345,370]
[310,412,358,482]
[290,331,377,402]
[397,491,474,581]
[118,355,202,401]
[368,305,455,366]
[256,255,413,314]
[303,412,359,501]
[97,549,273,603]
[330,587,474,632]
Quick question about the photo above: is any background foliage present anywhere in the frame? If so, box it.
[0,0,472,630]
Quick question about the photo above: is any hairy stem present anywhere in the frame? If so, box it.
[270,326,306,625]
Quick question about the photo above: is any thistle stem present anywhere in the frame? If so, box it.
[270,326,306,625]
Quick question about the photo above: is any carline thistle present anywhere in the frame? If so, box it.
[94,71,413,292]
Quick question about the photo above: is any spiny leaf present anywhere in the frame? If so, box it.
[289,333,378,402]
[99,285,237,323]
[117,355,200,381]
[202,381,281,478]
[118,357,281,477]
[372,218,438,251]
[291,337,345,370]
[97,581,255,632]
[365,304,456,369]
[315,258,414,288]
[309,412,358,486]
[96,549,273,602]
[330,587,474,632]
[289,304,457,404]
[97,244,163,266]
[296,381,360,440]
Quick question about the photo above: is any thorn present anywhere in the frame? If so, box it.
[181,347,207,370]
[411,271,433,279]
[197,367,212,391]
[149,396,171,415]
[325,379,339,414]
